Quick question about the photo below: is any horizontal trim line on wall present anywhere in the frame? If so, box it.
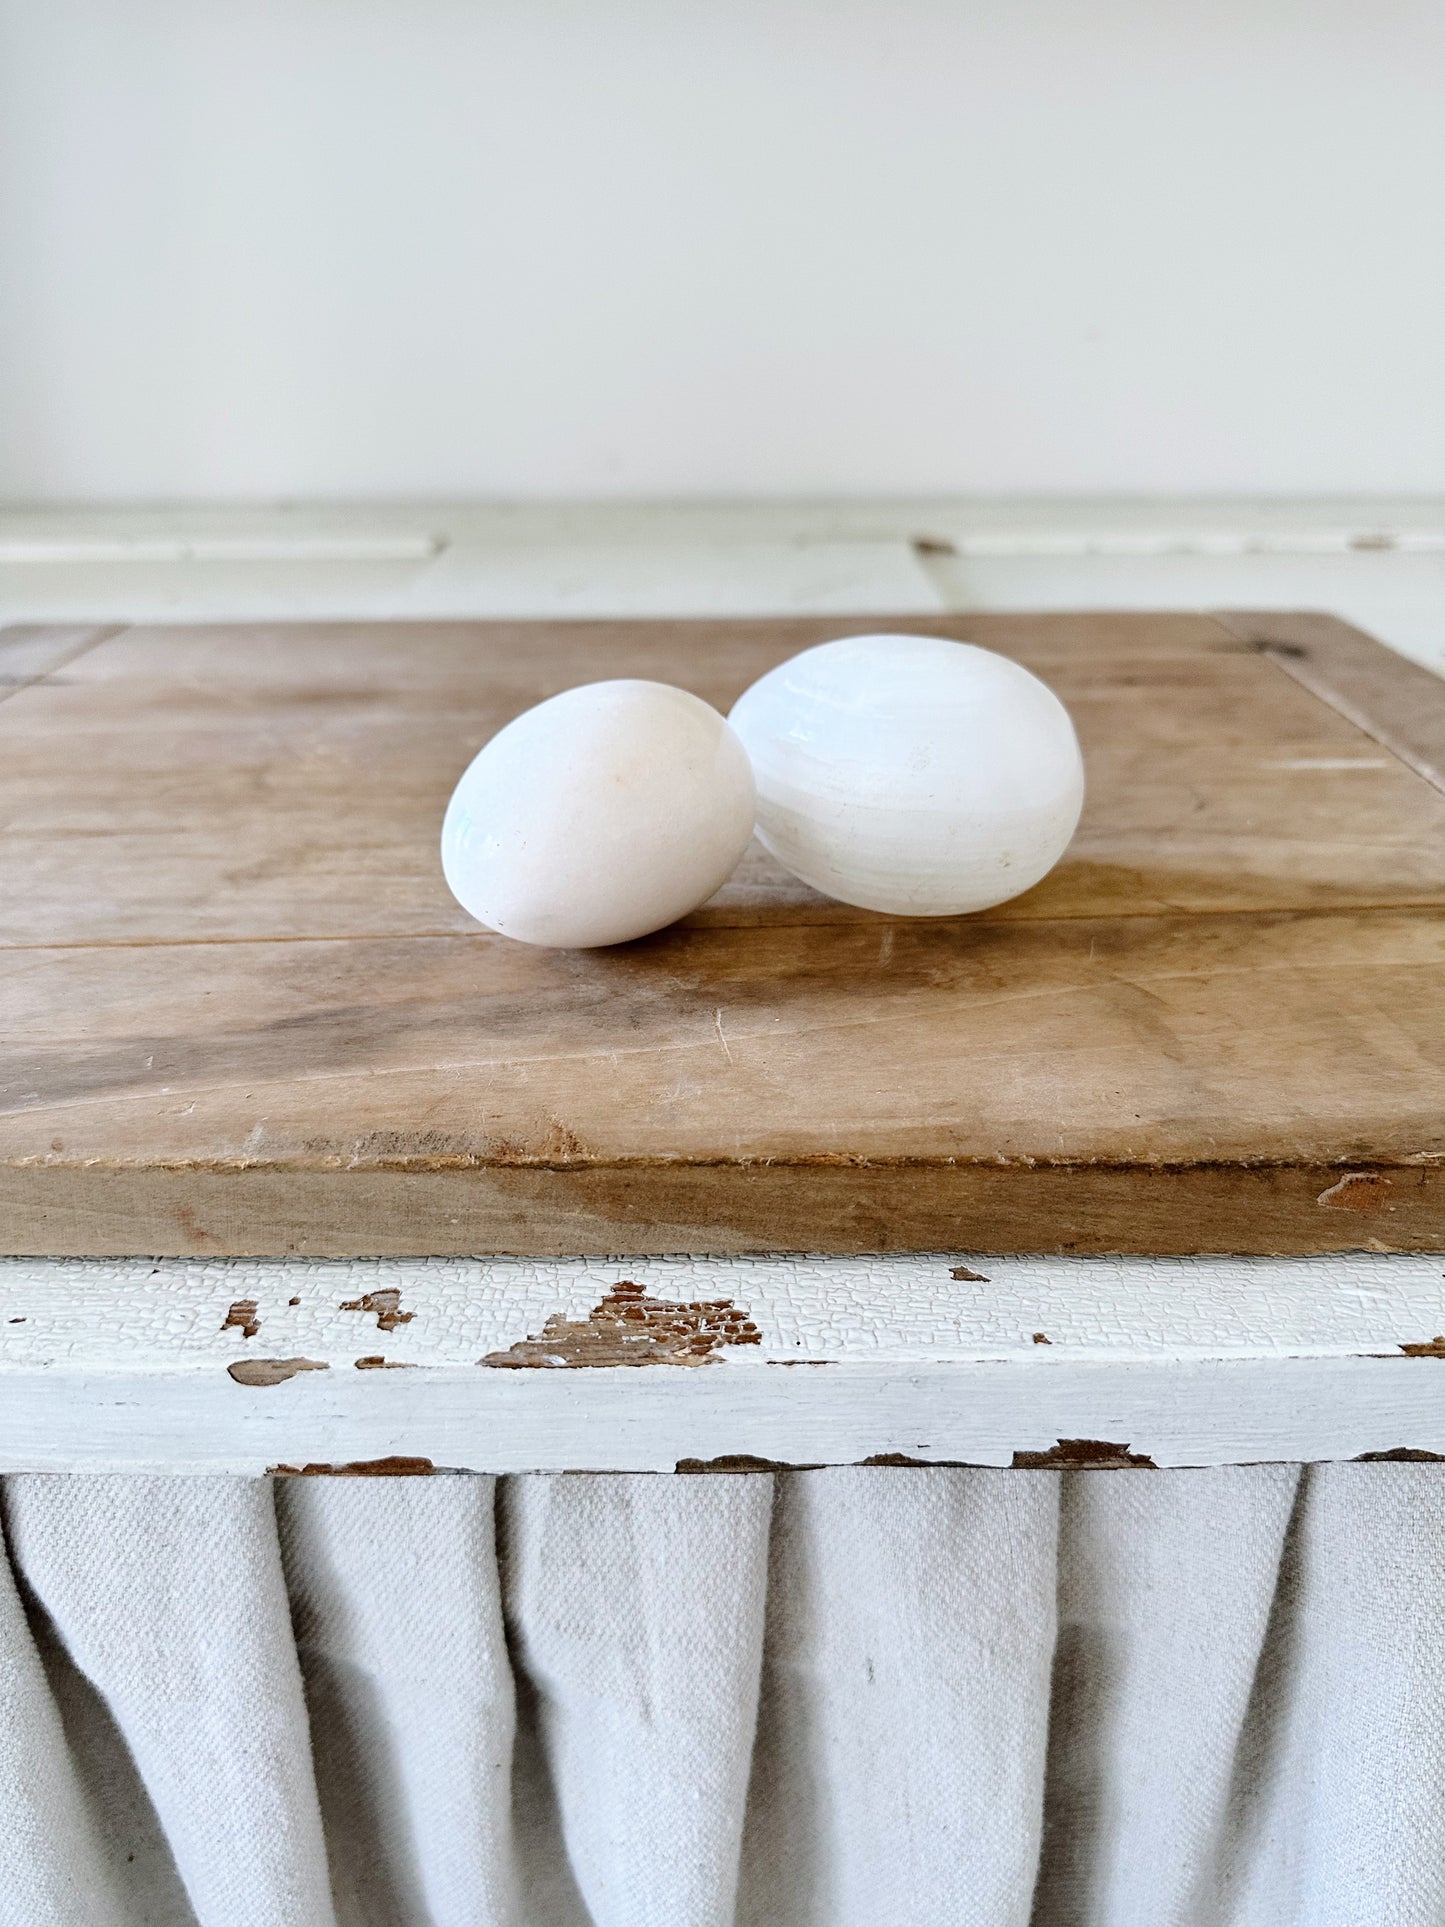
[3,528,1442,566]
[0,535,444,564]
[912,529,1445,560]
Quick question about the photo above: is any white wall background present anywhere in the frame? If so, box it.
[1,0,1442,503]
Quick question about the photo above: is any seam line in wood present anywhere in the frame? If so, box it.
[1211,611,1445,797]
[0,625,129,711]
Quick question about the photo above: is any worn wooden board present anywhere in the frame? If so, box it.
[5,1253,1445,1473]
[1,611,1442,1256]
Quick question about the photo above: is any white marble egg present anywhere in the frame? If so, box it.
[727,634,1084,915]
[441,679,755,947]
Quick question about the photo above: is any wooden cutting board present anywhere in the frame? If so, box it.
[2,610,1442,1258]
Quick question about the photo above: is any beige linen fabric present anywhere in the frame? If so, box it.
[2,1465,1443,1927]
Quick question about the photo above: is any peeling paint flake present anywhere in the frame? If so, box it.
[675,1454,801,1473]
[221,1298,259,1339]
[270,1456,434,1477]
[227,1357,329,1387]
[1012,1438,1157,1469]
[339,1288,415,1333]
[482,1280,762,1369]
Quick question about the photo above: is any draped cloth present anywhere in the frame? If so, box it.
[3,1464,1444,1927]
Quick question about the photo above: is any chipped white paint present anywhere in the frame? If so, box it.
[2,1255,1445,1473]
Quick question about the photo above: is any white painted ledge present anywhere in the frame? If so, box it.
[3,497,1444,672]
[4,1255,1445,1474]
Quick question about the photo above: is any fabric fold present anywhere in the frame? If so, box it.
[3,1464,1445,1927]
[277,1473,521,1927]
[1030,1463,1300,1927]
[0,1514,125,1927]
[4,1475,335,1927]
[500,1471,773,1927]
[737,1466,1059,1927]
[1219,1462,1445,1927]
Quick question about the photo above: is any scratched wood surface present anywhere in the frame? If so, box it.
[1,611,1442,1257]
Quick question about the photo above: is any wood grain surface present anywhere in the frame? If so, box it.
[2,611,1442,1256]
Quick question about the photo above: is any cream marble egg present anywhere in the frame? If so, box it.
[441,679,755,947]
[727,634,1084,915]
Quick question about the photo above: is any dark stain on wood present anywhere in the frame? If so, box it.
[1318,1172,1394,1212]
[174,1204,219,1247]
[354,1354,415,1369]
[227,1356,329,1387]
[1356,1446,1445,1461]
[221,1298,259,1339]
[1012,1438,1157,1469]
[912,535,957,556]
[1249,636,1309,659]
[675,1453,802,1473]
[950,1265,990,1282]
[482,1279,762,1368]
[270,1455,434,1476]
[339,1287,414,1332]
[1398,1336,1445,1358]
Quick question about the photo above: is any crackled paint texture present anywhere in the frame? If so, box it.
[5,1254,1445,1472]
[5,1254,1445,1372]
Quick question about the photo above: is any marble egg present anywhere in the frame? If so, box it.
[441,679,755,947]
[727,634,1084,915]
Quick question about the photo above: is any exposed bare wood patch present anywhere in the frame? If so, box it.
[270,1455,434,1476]
[1032,1332,1051,1344]
[354,1354,415,1370]
[482,1279,762,1368]
[950,1266,990,1282]
[227,1356,329,1387]
[1318,1172,1395,1212]
[675,1453,799,1473]
[339,1287,414,1333]
[860,1452,953,1468]
[1011,1438,1157,1469]
[1356,1446,1445,1461]
[1398,1336,1445,1358]
[221,1298,259,1339]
